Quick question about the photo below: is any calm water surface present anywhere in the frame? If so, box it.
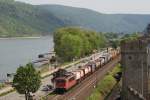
[0,37,53,81]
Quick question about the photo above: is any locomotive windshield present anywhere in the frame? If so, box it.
[56,79,66,83]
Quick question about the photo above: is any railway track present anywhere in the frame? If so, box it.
[46,56,120,100]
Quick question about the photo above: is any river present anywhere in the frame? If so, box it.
[0,36,53,81]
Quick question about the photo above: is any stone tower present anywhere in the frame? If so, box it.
[121,37,150,100]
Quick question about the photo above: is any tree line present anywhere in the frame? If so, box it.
[54,27,107,62]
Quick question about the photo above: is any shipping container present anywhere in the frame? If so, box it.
[84,67,90,74]
[100,58,105,65]
[87,62,96,72]
[87,66,92,73]
[76,69,84,78]
[95,60,101,67]
[72,71,81,80]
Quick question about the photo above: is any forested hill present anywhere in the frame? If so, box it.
[1,0,150,37]
[0,0,65,37]
[39,5,150,33]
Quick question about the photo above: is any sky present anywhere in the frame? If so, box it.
[16,0,150,14]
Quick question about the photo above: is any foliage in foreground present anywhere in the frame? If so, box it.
[54,27,107,62]
[87,64,122,100]
[13,63,41,100]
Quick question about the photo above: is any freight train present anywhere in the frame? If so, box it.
[51,48,120,93]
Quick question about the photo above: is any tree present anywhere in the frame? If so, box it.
[111,40,119,49]
[60,34,83,61]
[121,33,140,42]
[103,32,118,40]
[54,27,107,62]
[13,63,41,100]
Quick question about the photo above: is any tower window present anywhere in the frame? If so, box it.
[128,56,132,60]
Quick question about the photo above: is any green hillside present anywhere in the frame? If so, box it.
[40,5,150,33]
[0,0,65,37]
[0,0,150,37]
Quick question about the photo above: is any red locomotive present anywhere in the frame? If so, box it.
[54,72,76,92]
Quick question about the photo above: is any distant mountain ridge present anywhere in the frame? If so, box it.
[0,0,150,37]
[39,5,150,33]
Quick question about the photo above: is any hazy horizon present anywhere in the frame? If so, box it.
[15,0,150,14]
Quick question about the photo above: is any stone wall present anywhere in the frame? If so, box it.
[121,37,150,100]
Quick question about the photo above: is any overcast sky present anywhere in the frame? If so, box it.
[16,0,150,14]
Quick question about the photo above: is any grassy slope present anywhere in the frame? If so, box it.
[87,64,122,100]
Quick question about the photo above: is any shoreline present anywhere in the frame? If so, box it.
[0,37,41,40]
[0,36,53,83]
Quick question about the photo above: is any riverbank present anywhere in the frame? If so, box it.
[0,37,41,40]
[0,51,92,97]
[0,84,5,90]
[87,64,122,100]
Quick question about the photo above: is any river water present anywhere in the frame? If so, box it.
[0,36,53,81]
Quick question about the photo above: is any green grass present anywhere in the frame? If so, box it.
[0,83,5,89]
[0,89,15,97]
[48,92,57,96]
[110,64,122,75]
[88,89,103,100]
[39,64,49,74]
[40,96,47,100]
[87,64,122,100]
